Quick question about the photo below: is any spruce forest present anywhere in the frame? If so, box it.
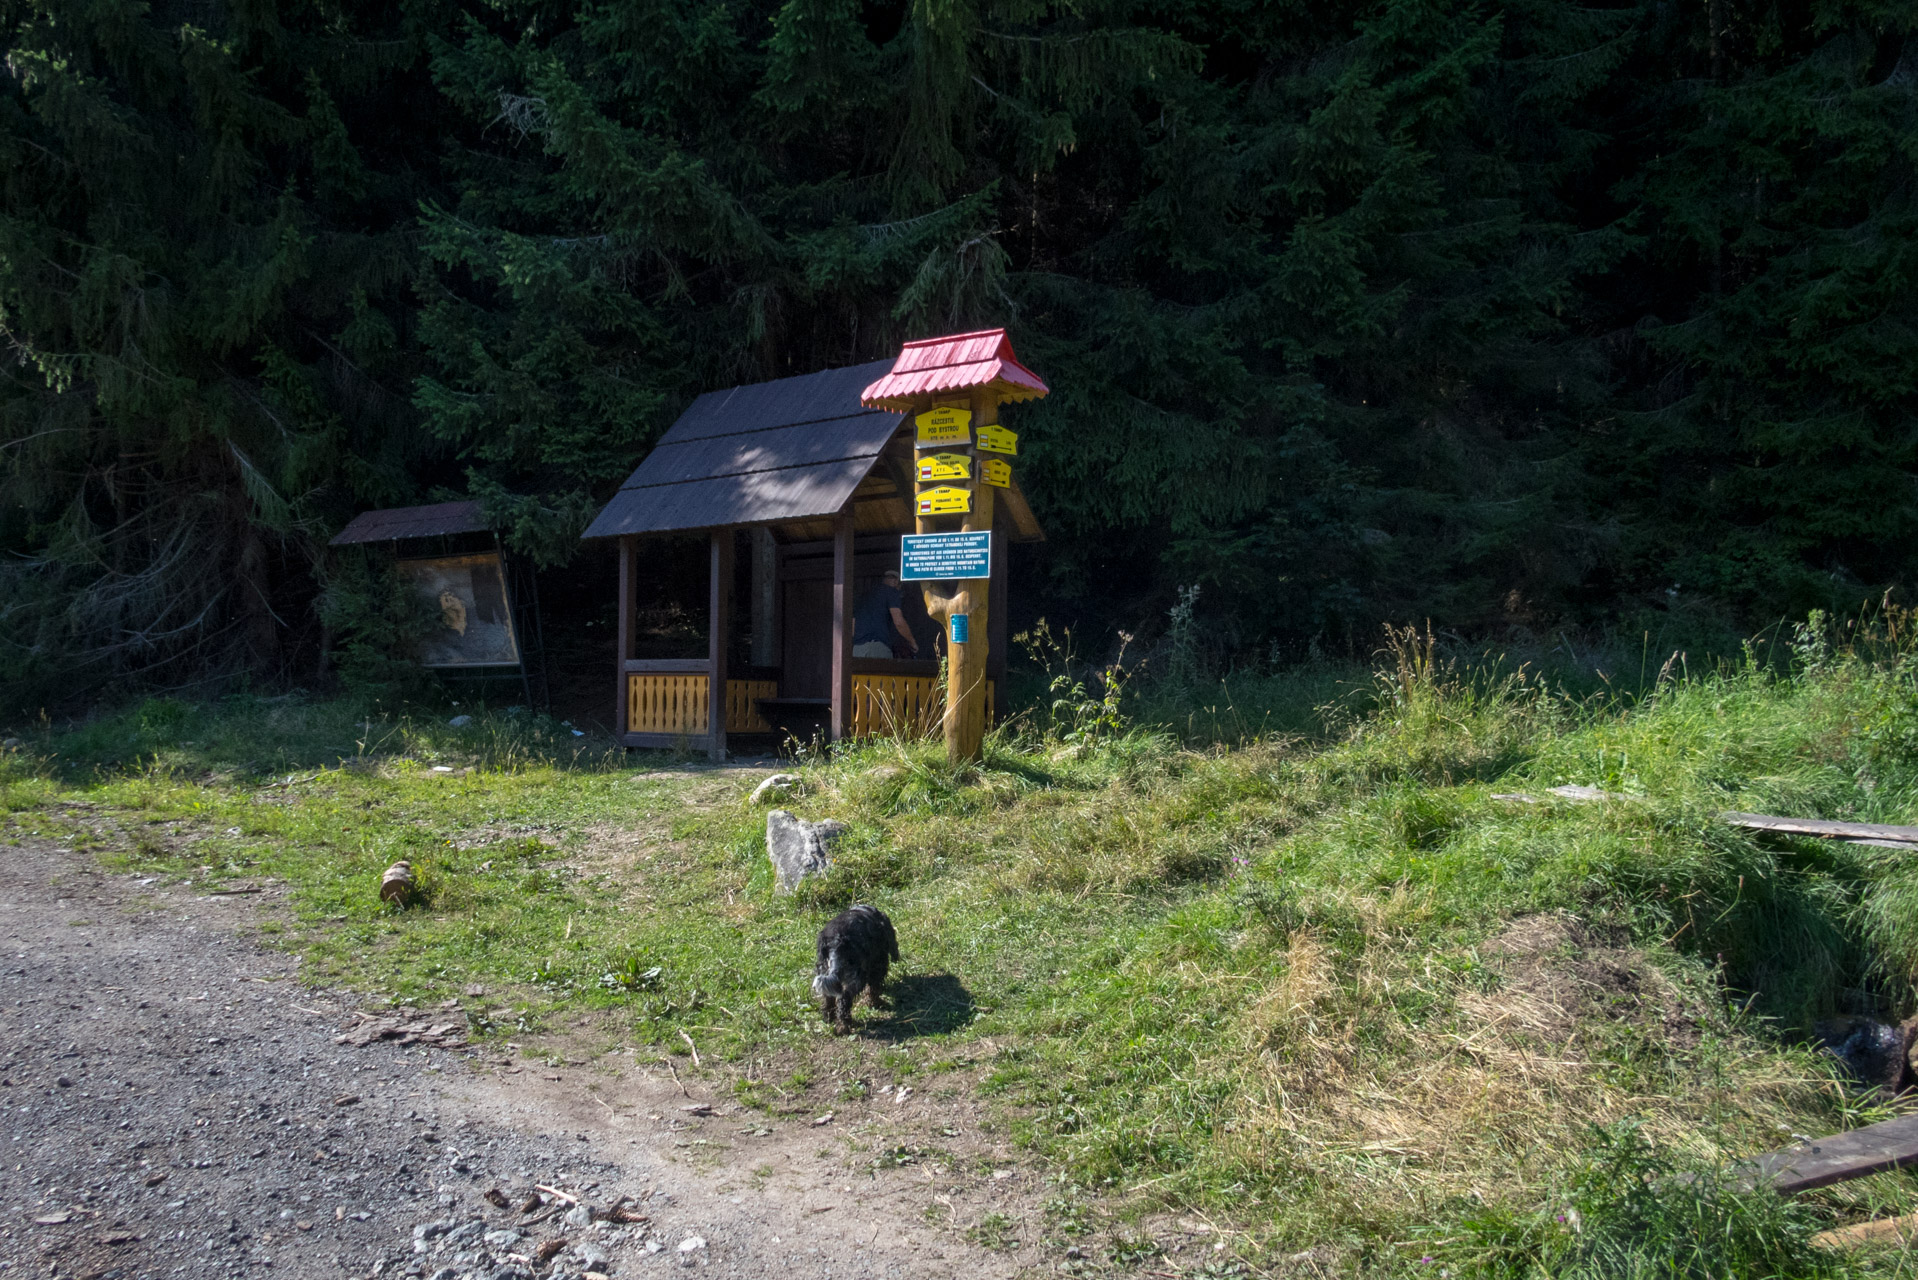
[1,0,1914,705]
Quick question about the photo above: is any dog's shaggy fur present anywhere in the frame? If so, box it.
[813,905,899,1034]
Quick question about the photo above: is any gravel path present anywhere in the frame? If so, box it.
[0,843,1030,1280]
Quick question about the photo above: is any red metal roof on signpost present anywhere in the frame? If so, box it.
[859,329,1049,410]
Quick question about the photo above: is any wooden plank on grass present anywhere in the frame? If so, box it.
[1489,785,1626,804]
[1737,1114,1918,1193]
[1722,812,1918,845]
[1813,1213,1918,1250]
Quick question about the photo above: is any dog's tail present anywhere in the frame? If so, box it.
[812,946,851,998]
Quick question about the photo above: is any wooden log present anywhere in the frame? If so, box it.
[1735,1113,1918,1193]
[379,860,417,906]
[1723,812,1918,845]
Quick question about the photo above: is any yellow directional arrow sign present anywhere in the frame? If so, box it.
[917,452,972,482]
[915,406,972,448]
[976,424,1018,456]
[916,485,972,516]
[981,457,1011,488]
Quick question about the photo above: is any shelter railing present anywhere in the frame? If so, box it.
[624,661,775,735]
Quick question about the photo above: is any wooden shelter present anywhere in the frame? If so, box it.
[583,336,1045,758]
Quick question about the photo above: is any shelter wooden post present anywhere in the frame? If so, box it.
[706,530,732,761]
[750,527,778,667]
[616,535,636,738]
[829,512,854,740]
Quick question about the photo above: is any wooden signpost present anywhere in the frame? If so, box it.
[862,331,1049,762]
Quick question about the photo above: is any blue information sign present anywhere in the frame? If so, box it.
[900,531,991,581]
[949,614,970,644]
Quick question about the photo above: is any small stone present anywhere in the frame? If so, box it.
[749,773,802,805]
[677,1236,706,1253]
[645,1240,663,1254]
[563,1203,595,1228]
[575,1242,612,1268]
[414,1221,457,1242]
[56,1076,74,1088]
[427,1270,458,1280]
[448,715,474,728]
[483,1229,524,1249]
[766,810,845,893]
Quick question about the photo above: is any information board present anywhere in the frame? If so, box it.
[901,531,992,581]
[915,406,972,448]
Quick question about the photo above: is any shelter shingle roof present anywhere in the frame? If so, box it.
[330,500,490,545]
[582,360,903,539]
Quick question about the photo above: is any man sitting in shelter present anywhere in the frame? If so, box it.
[852,569,920,659]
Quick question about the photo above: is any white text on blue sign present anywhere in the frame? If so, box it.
[900,531,991,581]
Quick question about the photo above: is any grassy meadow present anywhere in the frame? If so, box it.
[8,619,1918,1275]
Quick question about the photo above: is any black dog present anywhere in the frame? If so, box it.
[813,905,899,1034]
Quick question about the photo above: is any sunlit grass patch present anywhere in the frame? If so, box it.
[7,633,1918,1271]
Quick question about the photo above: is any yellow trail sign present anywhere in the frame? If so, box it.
[976,423,1018,455]
[916,485,972,515]
[981,457,1011,488]
[915,406,972,448]
[917,452,972,482]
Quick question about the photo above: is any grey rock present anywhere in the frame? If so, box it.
[428,1270,459,1280]
[446,1221,487,1245]
[766,809,845,892]
[563,1203,596,1228]
[415,1221,457,1242]
[488,1267,533,1280]
[481,1229,524,1249]
[448,715,474,728]
[575,1241,612,1268]
[749,773,802,805]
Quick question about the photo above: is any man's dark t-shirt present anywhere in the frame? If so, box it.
[853,582,903,645]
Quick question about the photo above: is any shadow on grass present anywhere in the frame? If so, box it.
[872,972,976,1039]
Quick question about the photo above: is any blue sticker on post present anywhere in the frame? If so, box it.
[950,614,970,644]
[900,531,991,581]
